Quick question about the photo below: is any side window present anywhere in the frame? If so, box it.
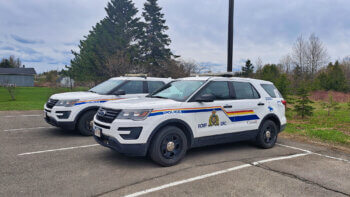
[148,81,165,93]
[119,81,143,94]
[197,81,231,100]
[261,84,279,98]
[232,82,260,99]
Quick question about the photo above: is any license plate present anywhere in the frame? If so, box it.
[94,127,102,137]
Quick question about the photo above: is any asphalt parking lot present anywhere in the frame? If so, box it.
[1,110,350,197]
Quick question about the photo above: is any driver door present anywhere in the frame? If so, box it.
[189,81,235,138]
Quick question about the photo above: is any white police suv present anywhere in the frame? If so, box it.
[93,75,287,166]
[44,76,171,135]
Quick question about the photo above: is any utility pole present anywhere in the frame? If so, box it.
[227,0,234,72]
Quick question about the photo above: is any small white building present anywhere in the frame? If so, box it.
[58,76,74,88]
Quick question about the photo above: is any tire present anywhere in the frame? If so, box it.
[77,110,97,136]
[256,120,278,149]
[149,126,188,167]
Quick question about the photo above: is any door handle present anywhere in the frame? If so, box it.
[223,105,232,108]
[258,103,265,106]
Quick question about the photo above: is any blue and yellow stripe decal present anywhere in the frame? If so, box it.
[149,106,259,122]
[74,98,124,106]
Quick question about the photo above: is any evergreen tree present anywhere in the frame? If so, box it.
[321,94,340,116]
[69,0,142,82]
[0,59,12,68]
[317,61,348,92]
[241,59,254,77]
[257,64,279,82]
[292,65,303,90]
[140,0,173,76]
[275,73,290,97]
[294,85,314,118]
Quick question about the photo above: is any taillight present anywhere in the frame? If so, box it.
[281,100,287,106]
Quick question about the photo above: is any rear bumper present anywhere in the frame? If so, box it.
[45,115,75,130]
[94,134,148,157]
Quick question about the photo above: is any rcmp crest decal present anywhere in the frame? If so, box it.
[209,110,219,126]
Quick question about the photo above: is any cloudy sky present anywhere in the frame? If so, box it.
[0,0,349,73]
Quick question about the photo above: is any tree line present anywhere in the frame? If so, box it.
[0,55,23,68]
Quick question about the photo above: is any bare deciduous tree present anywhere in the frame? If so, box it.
[292,35,307,74]
[306,33,329,76]
[255,57,263,73]
[279,54,293,74]
[291,34,329,79]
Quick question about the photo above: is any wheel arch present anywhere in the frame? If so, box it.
[74,106,100,128]
[259,113,281,132]
[147,119,194,149]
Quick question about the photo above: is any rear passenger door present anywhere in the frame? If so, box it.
[228,81,266,132]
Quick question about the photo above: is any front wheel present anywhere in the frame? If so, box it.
[256,120,278,149]
[149,126,188,167]
[77,110,97,136]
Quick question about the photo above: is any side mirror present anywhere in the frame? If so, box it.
[115,90,126,96]
[195,94,215,102]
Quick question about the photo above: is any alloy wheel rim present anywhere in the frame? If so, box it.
[263,126,275,143]
[160,133,182,159]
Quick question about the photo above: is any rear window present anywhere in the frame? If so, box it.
[261,84,281,98]
[232,82,260,99]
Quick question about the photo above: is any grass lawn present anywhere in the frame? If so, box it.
[0,87,88,111]
[284,102,350,147]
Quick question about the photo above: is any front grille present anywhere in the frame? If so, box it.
[96,108,121,123]
[46,99,58,109]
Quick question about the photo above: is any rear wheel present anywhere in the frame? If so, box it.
[77,110,97,136]
[256,120,278,149]
[149,126,188,167]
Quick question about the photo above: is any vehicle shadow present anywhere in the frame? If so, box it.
[94,141,258,169]
[43,127,83,137]
[97,150,155,168]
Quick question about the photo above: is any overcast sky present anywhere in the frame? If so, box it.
[0,0,349,73]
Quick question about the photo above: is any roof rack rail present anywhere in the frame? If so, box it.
[190,72,235,77]
[124,74,148,78]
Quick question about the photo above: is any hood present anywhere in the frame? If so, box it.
[50,91,102,100]
[101,97,182,110]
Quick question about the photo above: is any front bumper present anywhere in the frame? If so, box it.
[44,115,75,130]
[94,134,148,157]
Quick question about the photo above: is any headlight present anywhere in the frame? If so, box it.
[117,109,152,121]
[55,99,79,107]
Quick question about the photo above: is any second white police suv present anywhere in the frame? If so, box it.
[44,75,171,135]
[93,75,287,166]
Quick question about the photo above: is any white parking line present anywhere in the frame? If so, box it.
[124,153,310,197]
[17,144,99,156]
[276,143,312,153]
[277,143,350,163]
[3,127,54,132]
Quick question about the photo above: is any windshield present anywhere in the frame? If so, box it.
[151,80,205,102]
[89,80,124,95]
